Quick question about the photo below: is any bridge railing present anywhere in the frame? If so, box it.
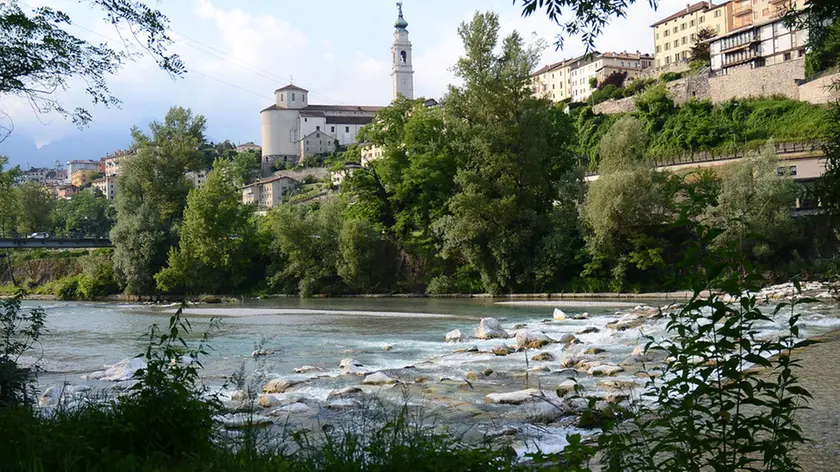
[583,140,823,177]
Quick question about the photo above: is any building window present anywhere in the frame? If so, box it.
[798,48,805,57]
[345,126,350,133]
[656,45,661,53]
[292,93,296,102]
[666,56,671,64]
[690,19,695,26]
[664,30,670,37]
[716,25,720,32]
[699,15,705,23]
[665,43,670,50]
[681,23,686,30]
[691,33,697,41]
[714,10,721,18]
[789,166,798,176]
[331,126,335,133]
[656,33,660,39]
[675,53,680,62]
[400,50,407,63]
[783,52,791,61]
[674,40,679,47]
[280,94,284,102]
[304,118,307,122]
[316,126,320,131]
[682,36,687,45]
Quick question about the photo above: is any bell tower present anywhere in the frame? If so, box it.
[391,2,414,101]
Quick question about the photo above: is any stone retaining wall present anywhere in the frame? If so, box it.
[798,72,840,105]
[708,57,805,103]
[591,58,833,115]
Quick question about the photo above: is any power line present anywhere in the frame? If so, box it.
[171,29,349,105]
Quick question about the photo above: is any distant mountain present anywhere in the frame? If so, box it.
[0,127,133,169]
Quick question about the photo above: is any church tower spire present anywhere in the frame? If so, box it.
[391,2,414,101]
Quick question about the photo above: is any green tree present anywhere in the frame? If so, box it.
[155,159,258,294]
[0,157,21,235]
[229,151,260,186]
[0,0,183,131]
[264,199,345,296]
[51,190,113,237]
[689,26,717,64]
[111,106,206,294]
[704,143,798,263]
[14,182,53,235]
[336,219,394,293]
[597,115,649,173]
[433,12,578,294]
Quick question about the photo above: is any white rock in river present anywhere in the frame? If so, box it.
[339,358,368,376]
[573,312,590,320]
[327,386,363,400]
[39,386,60,407]
[588,364,625,376]
[258,393,285,408]
[277,402,312,414]
[293,365,319,374]
[515,330,553,349]
[556,379,578,396]
[86,357,147,382]
[491,343,513,356]
[445,328,466,342]
[215,413,273,428]
[484,388,543,404]
[362,372,398,385]
[525,401,566,423]
[553,308,567,320]
[262,378,300,393]
[230,389,248,402]
[328,398,360,410]
[475,318,509,339]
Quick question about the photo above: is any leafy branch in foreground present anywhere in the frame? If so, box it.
[0,296,46,410]
[0,0,183,129]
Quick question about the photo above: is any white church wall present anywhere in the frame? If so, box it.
[261,109,300,158]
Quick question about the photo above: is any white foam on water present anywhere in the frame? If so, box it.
[497,300,642,308]
[172,308,459,319]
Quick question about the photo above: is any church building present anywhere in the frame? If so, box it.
[259,3,414,170]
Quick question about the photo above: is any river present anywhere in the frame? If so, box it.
[26,289,840,455]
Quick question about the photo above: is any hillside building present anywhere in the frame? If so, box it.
[708,16,808,74]
[652,1,733,68]
[65,160,99,182]
[241,175,299,209]
[91,176,117,200]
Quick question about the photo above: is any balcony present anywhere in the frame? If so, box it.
[733,4,753,16]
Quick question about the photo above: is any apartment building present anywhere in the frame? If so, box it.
[241,175,299,209]
[102,150,133,177]
[569,52,654,102]
[652,1,733,68]
[65,160,99,182]
[91,176,117,200]
[709,16,807,73]
[530,56,580,102]
[730,0,799,30]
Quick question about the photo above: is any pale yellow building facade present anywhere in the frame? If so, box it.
[652,1,733,68]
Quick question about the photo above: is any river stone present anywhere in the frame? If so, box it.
[491,343,513,356]
[229,389,248,402]
[573,312,590,320]
[293,365,320,374]
[482,368,495,376]
[215,413,273,429]
[556,333,577,344]
[328,398,360,410]
[258,393,285,408]
[513,323,528,330]
[631,345,646,356]
[339,358,368,376]
[527,365,550,373]
[515,330,553,349]
[553,308,567,320]
[525,401,566,423]
[556,379,578,396]
[484,388,543,405]
[362,372,398,385]
[39,386,60,407]
[475,318,509,339]
[607,317,645,331]
[577,326,600,335]
[327,386,363,400]
[584,347,606,355]
[262,378,300,394]
[588,364,625,376]
[276,402,312,414]
[87,357,147,382]
[445,328,466,342]
[531,352,554,362]
[486,426,518,439]
[251,349,273,357]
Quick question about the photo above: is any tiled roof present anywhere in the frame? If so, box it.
[325,116,374,125]
[274,84,308,93]
[651,1,711,28]
[261,104,384,113]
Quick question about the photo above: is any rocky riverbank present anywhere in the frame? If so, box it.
[35,281,839,457]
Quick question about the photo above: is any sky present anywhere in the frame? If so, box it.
[0,0,672,168]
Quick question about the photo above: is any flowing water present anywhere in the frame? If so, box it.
[27,292,840,455]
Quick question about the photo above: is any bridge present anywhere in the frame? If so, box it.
[584,141,825,182]
[0,238,113,249]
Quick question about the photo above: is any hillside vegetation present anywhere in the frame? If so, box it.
[575,86,830,170]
